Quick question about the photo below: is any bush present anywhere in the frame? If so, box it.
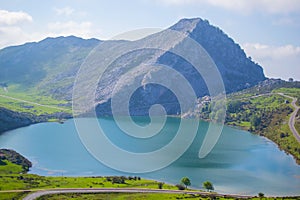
[176,184,185,190]
[158,182,164,189]
[258,192,264,198]
[112,176,126,184]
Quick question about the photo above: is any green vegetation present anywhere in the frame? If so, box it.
[0,160,24,174]
[0,87,72,133]
[158,182,164,189]
[295,110,300,135]
[0,149,32,173]
[226,92,300,164]
[0,87,71,116]
[0,149,177,200]
[258,192,265,198]
[0,192,30,200]
[0,170,178,200]
[198,84,300,164]
[0,174,177,191]
[273,88,300,106]
[203,181,214,192]
[180,177,191,189]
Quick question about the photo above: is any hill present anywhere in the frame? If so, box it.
[0,36,100,100]
[194,79,300,163]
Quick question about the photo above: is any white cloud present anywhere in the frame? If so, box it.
[159,0,300,14]
[54,7,74,16]
[243,43,300,80]
[47,21,94,38]
[0,26,28,48]
[0,10,32,25]
[0,10,33,48]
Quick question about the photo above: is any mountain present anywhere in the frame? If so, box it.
[94,18,266,115]
[169,18,265,93]
[0,18,266,116]
[0,36,100,100]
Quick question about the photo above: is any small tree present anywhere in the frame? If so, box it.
[203,181,214,192]
[258,192,264,198]
[158,182,164,189]
[180,177,191,189]
[250,115,261,128]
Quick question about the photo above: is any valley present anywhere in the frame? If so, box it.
[0,17,299,199]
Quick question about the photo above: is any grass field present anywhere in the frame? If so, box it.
[0,160,24,175]
[0,160,178,200]
[0,192,29,200]
[273,88,300,106]
[296,110,300,135]
[0,85,71,116]
[0,174,177,191]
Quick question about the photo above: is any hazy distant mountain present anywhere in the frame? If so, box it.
[0,18,266,116]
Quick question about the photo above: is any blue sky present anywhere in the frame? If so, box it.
[0,0,299,80]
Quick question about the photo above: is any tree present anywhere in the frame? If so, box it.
[158,182,164,189]
[258,192,264,198]
[203,181,214,192]
[180,177,191,189]
[250,114,261,128]
[228,100,243,113]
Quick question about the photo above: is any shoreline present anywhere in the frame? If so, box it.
[1,114,299,165]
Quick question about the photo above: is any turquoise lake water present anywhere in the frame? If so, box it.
[0,117,299,196]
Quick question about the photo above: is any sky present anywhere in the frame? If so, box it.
[0,0,299,80]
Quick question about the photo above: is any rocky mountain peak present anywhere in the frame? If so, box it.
[169,17,203,33]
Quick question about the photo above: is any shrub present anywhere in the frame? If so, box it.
[258,192,264,198]
[176,184,185,190]
[112,176,126,184]
[158,182,164,189]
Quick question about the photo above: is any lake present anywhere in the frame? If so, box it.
[0,117,299,196]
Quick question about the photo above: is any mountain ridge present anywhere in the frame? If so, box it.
[0,18,266,116]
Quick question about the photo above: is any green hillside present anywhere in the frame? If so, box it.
[198,80,300,164]
[0,36,100,100]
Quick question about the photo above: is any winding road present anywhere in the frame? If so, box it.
[277,93,300,143]
[20,188,252,200]
[236,92,300,143]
